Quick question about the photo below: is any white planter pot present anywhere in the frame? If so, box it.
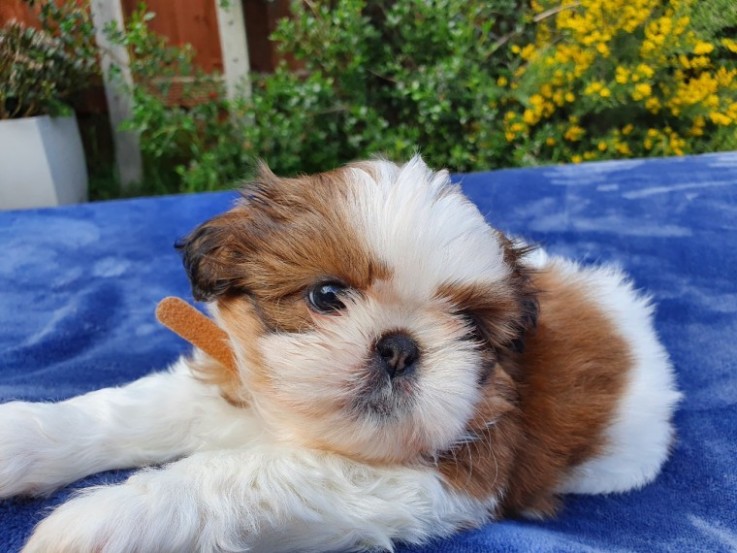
[0,114,89,210]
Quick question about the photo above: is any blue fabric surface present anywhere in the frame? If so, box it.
[1,153,736,552]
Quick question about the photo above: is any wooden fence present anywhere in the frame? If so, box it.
[1,0,288,73]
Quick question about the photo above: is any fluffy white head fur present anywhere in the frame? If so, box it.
[347,158,510,294]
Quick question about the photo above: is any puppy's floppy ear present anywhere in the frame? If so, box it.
[175,162,284,302]
[176,211,246,302]
[462,235,539,359]
[499,236,539,354]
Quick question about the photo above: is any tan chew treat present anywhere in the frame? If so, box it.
[156,296,237,375]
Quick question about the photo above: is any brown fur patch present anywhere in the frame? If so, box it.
[436,279,535,359]
[437,368,522,502]
[179,165,390,319]
[435,239,539,383]
[439,264,631,517]
[179,165,390,399]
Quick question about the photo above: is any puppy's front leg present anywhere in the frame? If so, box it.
[0,357,254,498]
[23,446,492,553]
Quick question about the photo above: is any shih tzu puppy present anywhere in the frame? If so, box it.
[0,157,680,552]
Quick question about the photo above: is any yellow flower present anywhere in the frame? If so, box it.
[669,72,720,111]
[571,155,583,164]
[645,97,661,113]
[728,103,737,121]
[668,131,686,156]
[597,141,608,152]
[722,38,737,54]
[564,125,585,141]
[689,123,704,137]
[690,56,711,69]
[636,64,655,78]
[615,142,632,155]
[715,67,736,87]
[599,87,612,98]
[584,81,604,96]
[522,109,539,126]
[693,41,714,55]
[511,45,521,54]
[546,137,557,146]
[497,76,508,87]
[520,44,537,60]
[622,124,634,135]
[632,83,653,101]
[641,39,657,58]
[597,43,610,57]
[615,66,630,84]
[565,92,576,103]
[709,112,732,126]
[675,16,690,34]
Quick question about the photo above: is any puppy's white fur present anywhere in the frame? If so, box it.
[0,157,680,552]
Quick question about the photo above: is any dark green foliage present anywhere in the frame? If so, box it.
[252,0,531,173]
[0,0,98,119]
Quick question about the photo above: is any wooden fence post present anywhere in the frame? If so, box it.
[214,0,252,102]
[89,0,143,190]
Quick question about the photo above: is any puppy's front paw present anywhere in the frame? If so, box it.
[23,485,144,553]
[0,401,68,498]
[23,476,206,553]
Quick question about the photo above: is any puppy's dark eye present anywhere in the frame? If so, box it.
[307,282,348,313]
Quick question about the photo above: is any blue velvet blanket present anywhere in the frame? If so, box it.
[1,153,736,552]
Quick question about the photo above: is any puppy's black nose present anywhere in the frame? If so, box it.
[375,332,419,378]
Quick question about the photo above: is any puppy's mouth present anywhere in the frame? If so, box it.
[352,357,419,419]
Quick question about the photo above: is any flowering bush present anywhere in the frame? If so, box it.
[112,0,737,195]
[501,0,737,164]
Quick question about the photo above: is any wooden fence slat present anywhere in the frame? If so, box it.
[215,0,251,102]
[89,0,143,189]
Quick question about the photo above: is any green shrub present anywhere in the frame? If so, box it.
[246,0,529,174]
[111,0,737,195]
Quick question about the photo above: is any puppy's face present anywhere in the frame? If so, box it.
[180,157,536,463]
